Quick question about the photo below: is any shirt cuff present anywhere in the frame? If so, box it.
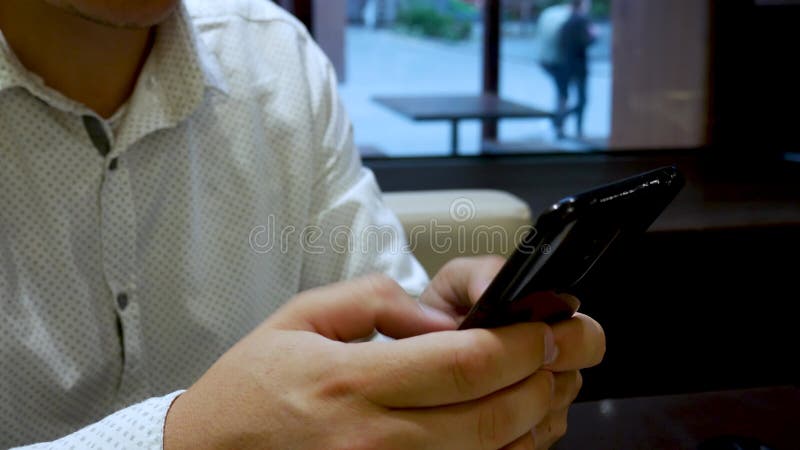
[12,390,185,450]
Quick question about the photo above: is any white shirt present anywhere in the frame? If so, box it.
[536,4,571,65]
[0,1,428,448]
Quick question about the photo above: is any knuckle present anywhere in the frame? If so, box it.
[314,346,375,403]
[317,371,355,400]
[521,435,537,450]
[574,370,584,393]
[478,254,507,268]
[553,414,568,438]
[446,255,504,272]
[540,371,556,410]
[329,430,389,450]
[554,371,579,410]
[449,331,500,397]
[510,433,537,450]
[527,322,551,359]
[316,354,359,399]
[447,256,471,268]
[365,273,405,301]
[477,401,514,450]
[537,414,568,449]
[440,257,471,277]
[545,371,556,410]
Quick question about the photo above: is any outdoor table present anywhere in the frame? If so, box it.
[373,94,554,155]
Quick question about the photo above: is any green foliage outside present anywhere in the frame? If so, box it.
[395,0,478,41]
[591,0,611,18]
[535,0,611,19]
[394,0,610,41]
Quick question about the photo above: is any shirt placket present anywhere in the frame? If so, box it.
[83,115,150,400]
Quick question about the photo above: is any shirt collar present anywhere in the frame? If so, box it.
[142,2,230,109]
[109,3,232,155]
[0,30,21,93]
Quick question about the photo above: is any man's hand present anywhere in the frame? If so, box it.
[420,256,606,449]
[165,274,566,450]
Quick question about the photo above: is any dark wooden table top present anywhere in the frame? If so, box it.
[554,386,799,450]
[372,94,553,121]
[367,153,800,232]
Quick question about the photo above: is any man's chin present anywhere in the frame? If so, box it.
[44,0,179,28]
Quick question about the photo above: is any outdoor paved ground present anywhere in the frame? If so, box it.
[337,22,613,157]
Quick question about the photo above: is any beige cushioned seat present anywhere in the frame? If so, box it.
[383,190,533,277]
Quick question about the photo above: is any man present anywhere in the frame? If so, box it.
[536,0,595,139]
[536,0,571,139]
[559,0,596,139]
[0,0,606,448]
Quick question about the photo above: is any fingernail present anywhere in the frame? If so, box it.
[419,303,455,324]
[544,327,559,365]
[558,293,581,313]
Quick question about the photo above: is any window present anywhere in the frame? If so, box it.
[283,0,714,158]
[340,0,488,157]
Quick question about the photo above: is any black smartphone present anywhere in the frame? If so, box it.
[458,166,685,330]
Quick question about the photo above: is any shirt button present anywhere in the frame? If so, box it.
[117,293,129,310]
[145,75,157,90]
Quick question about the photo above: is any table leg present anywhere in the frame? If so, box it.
[450,119,459,156]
